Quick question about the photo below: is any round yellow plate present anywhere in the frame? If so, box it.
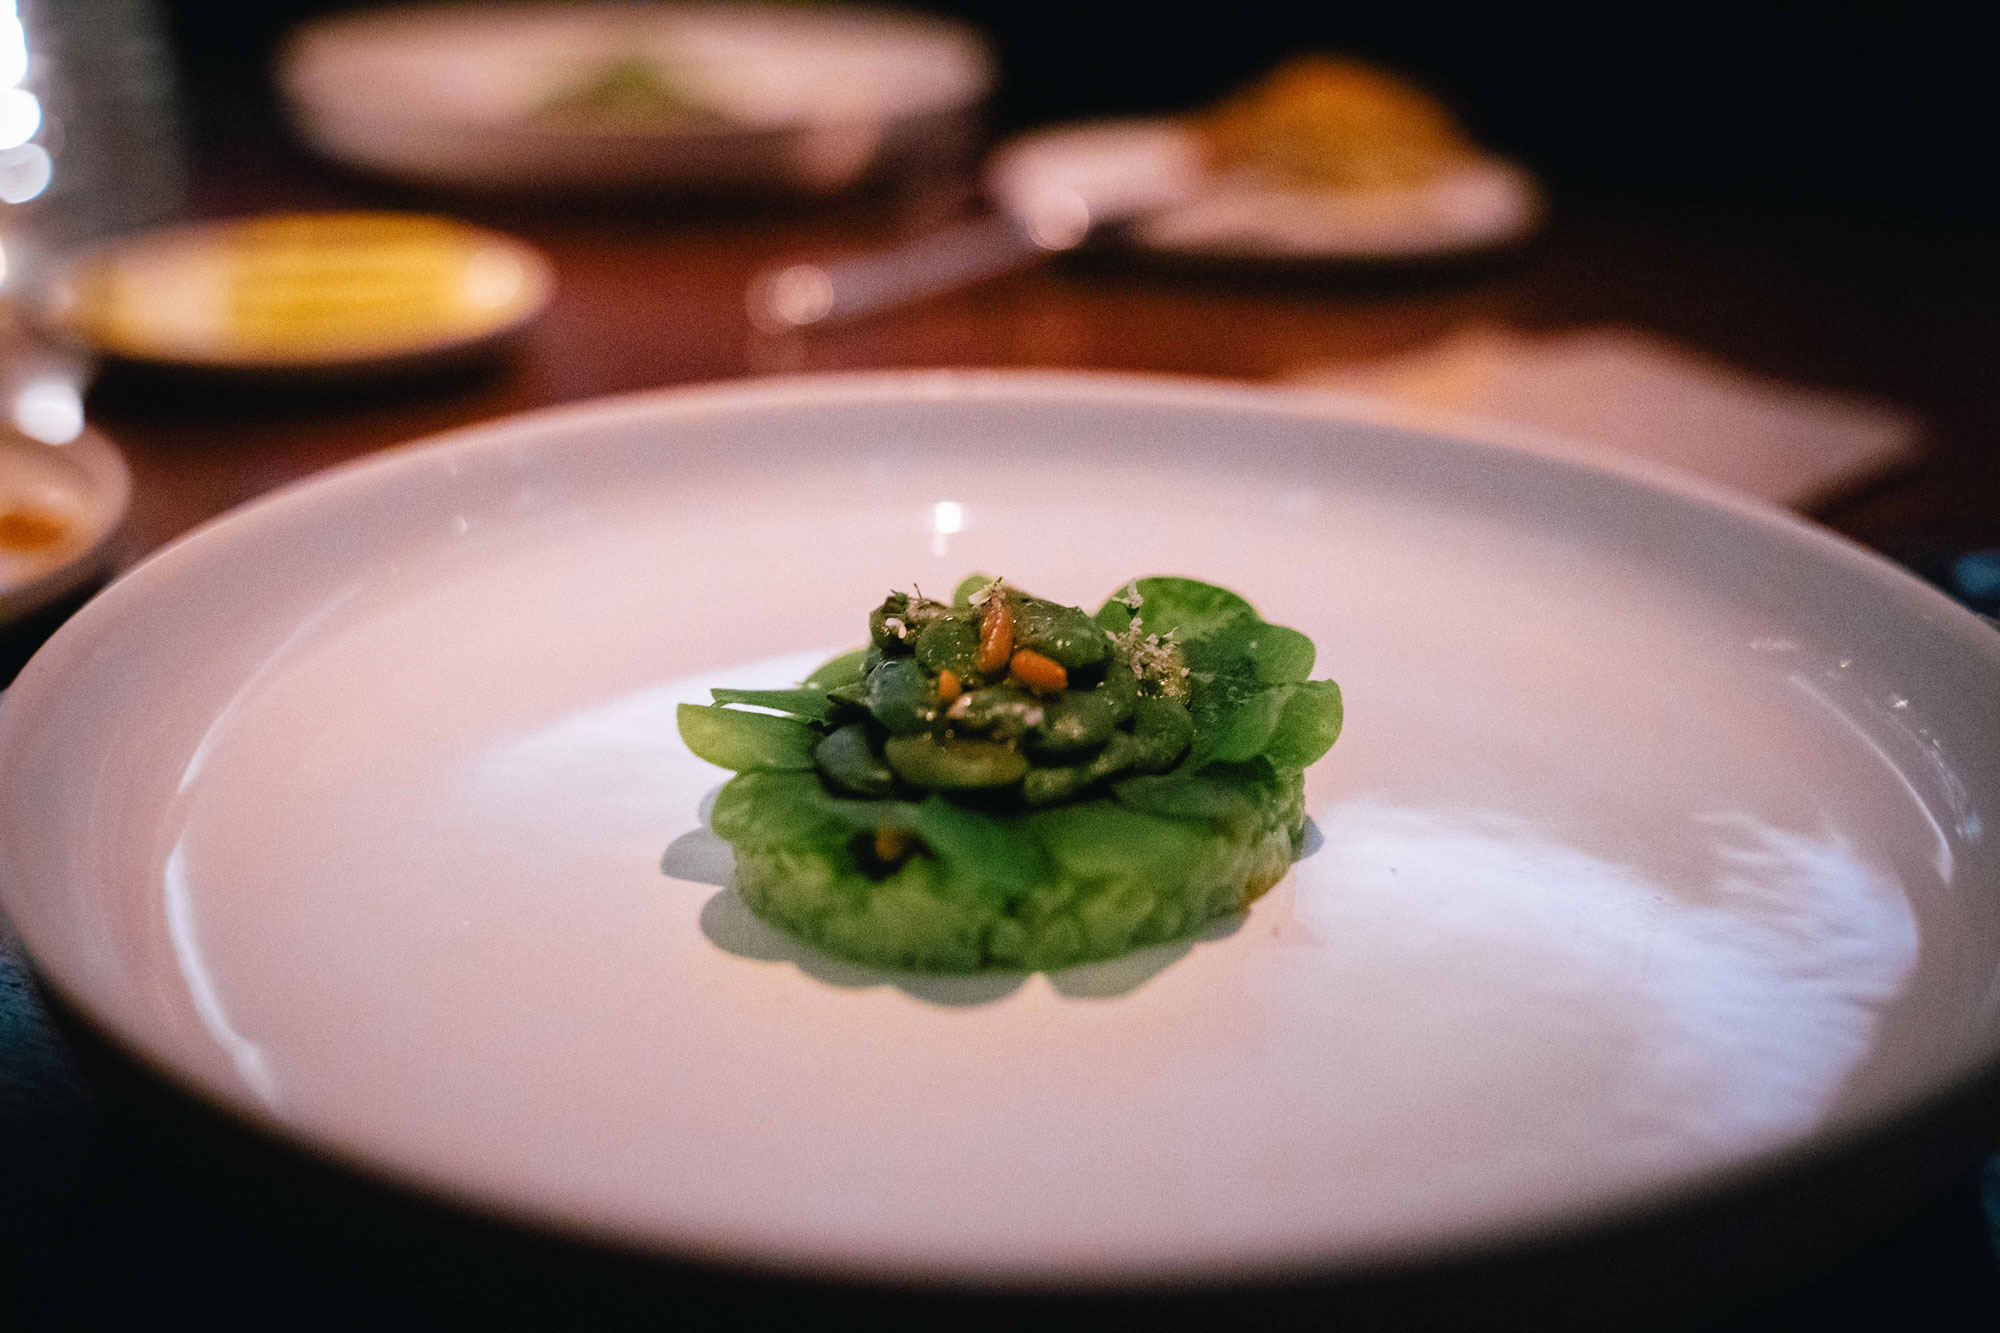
[41,212,555,373]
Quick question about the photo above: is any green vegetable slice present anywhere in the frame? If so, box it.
[866,658,936,735]
[815,723,897,796]
[1027,689,1120,757]
[1012,599,1111,670]
[884,734,1030,789]
[1126,696,1195,771]
[1021,732,1139,805]
[913,618,981,676]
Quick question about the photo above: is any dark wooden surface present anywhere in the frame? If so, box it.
[7,130,2000,1327]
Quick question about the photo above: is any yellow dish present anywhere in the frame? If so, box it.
[44,212,554,372]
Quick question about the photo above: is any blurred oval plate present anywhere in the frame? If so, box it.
[37,212,554,379]
[990,119,1543,265]
[279,2,996,195]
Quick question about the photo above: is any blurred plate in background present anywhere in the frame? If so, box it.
[990,119,1541,263]
[35,212,553,378]
[278,2,995,195]
[0,425,127,629]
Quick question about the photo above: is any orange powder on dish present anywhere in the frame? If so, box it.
[0,503,70,553]
[1202,55,1474,190]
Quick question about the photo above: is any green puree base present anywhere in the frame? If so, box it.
[726,772,1306,973]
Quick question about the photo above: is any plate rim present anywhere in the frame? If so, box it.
[5,368,1998,1285]
[42,367,1974,623]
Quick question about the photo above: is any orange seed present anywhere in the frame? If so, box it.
[1009,648,1068,695]
[936,668,962,703]
[976,591,1013,674]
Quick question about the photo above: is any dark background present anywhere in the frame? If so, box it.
[159,0,2000,220]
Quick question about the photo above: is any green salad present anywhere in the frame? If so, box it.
[534,57,710,126]
[676,576,1342,972]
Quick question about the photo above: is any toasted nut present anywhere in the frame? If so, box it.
[874,826,914,864]
[936,668,963,704]
[976,589,1014,674]
[1009,648,1069,695]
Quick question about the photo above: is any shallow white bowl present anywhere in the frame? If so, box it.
[2,372,1996,1285]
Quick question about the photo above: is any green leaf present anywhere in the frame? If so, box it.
[712,770,921,846]
[1124,577,1256,641]
[710,772,849,843]
[708,774,1041,903]
[805,647,869,690]
[1200,684,1295,765]
[952,574,996,607]
[1179,621,1265,767]
[1028,801,1209,883]
[1245,624,1315,685]
[1112,773,1259,835]
[1172,614,1316,763]
[709,688,832,722]
[678,702,817,771]
[1262,679,1344,769]
[909,798,1045,900]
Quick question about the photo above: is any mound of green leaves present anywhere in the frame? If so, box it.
[676,577,1342,972]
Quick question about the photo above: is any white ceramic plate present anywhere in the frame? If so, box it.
[3,373,1997,1285]
[0,426,128,627]
[989,120,1542,262]
[279,3,994,194]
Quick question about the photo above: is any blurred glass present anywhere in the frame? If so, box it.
[2,0,185,440]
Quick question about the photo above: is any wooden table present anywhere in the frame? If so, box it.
[10,136,2000,1326]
